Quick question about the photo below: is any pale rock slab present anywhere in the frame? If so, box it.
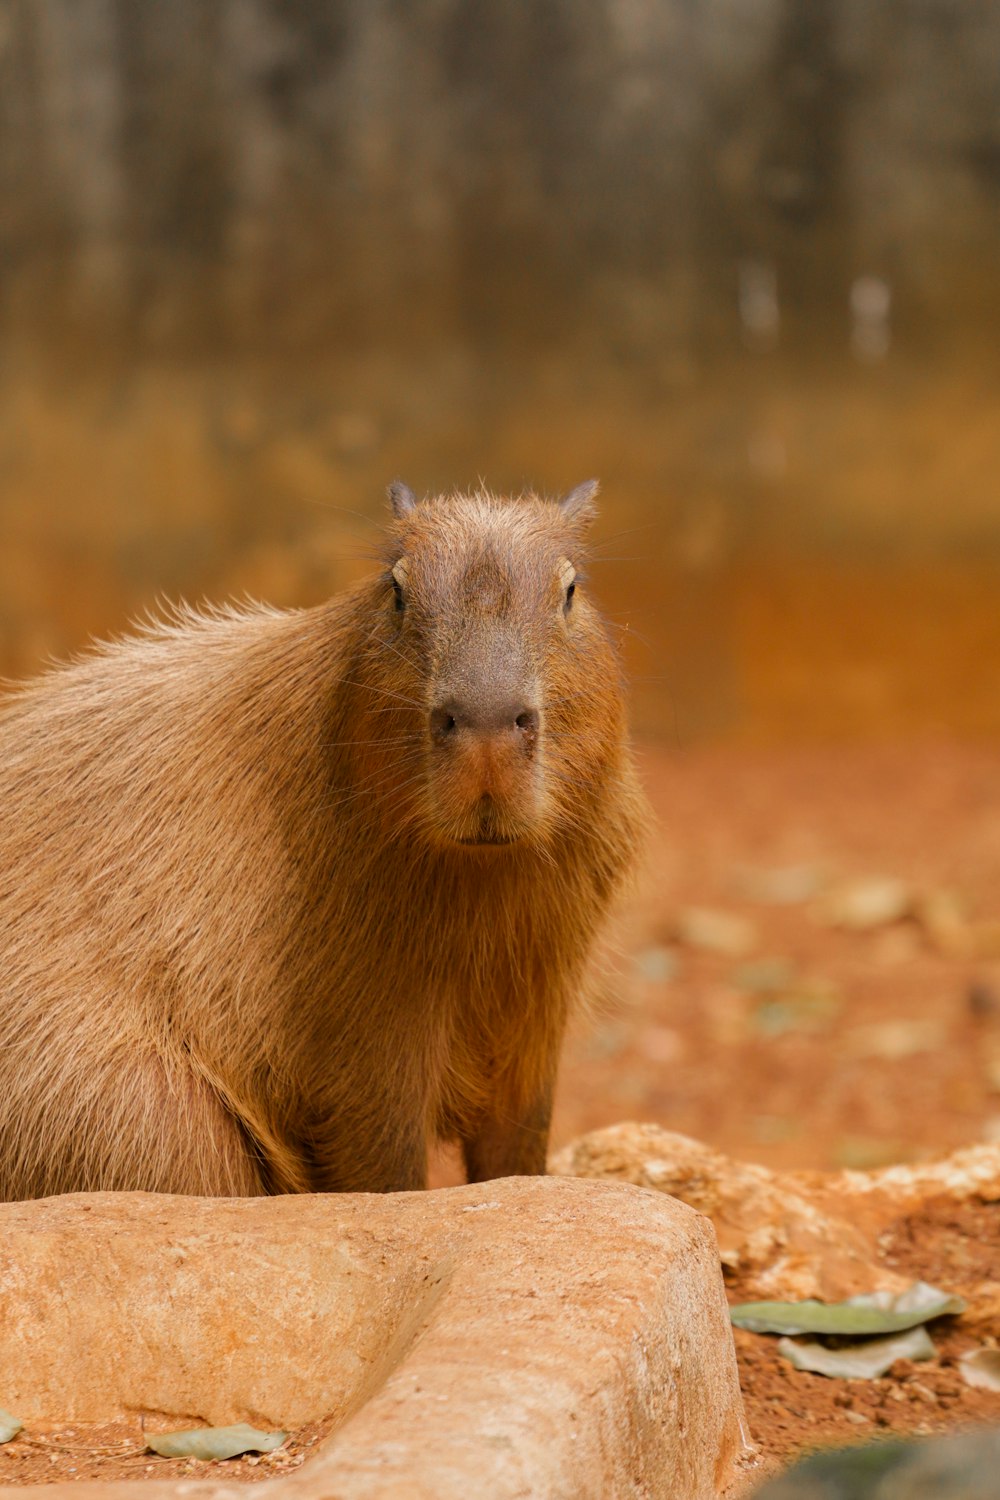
[0,1175,745,1500]
[554,1123,1000,1305]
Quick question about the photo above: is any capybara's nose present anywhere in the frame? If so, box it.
[430,699,540,749]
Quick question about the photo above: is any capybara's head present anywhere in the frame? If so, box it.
[351,482,628,851]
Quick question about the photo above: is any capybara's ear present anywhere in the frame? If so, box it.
[387,480,417,518]
[559,479,600,529]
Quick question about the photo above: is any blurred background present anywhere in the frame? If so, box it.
[4,1,1000,1171]
[4,0,1000,738]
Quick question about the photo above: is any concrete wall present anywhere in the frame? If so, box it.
[2,1,999,361]
[1,2,999,737]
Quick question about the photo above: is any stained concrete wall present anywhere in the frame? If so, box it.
[2,1,999,360]
[1,2,999,737]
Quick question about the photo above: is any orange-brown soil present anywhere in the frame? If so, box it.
[556,739,1000,1472]
[0,1419,331,1487]
[557,739,1000,1171]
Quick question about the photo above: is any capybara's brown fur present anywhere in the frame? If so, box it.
[0,482,645,1199]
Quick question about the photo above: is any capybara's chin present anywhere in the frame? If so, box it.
[426,777,550,849]
[429,800,546,850]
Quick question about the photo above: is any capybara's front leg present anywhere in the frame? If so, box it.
[461,1080,554,1182]
[306,1110,429,1194]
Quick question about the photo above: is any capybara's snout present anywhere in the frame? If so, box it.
[426,688,546,846]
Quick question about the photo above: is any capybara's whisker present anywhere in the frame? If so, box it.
[314,760,426,815]
[338,678,425,710]
[320,735,424,750]
[587,522,659,553]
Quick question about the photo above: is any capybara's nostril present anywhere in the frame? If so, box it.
[432,700,539,743]
[430,705,459,740]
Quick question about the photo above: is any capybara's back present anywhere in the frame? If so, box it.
[0,483,645,1199]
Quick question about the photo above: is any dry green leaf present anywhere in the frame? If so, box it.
[834,1136,907,1171]
[778,1325,935,1379]
[730,957,797,994]
[730,1280,965,1336]
[753,989,840,1038]
[959,1347,1000,1392]
[147,1423,288,1461]
[0,1409,23,1444]
[633,946,677,983]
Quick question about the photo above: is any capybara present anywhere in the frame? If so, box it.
[0,481,645,1198]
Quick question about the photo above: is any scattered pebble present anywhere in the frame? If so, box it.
[958,1347,1000,1392]
[733,864,825,905]
[641,1160,677,1188]
[847,1019,945,1061]
[673,906,759,957]
[821,876,912,931]
[907,1381,938,1405]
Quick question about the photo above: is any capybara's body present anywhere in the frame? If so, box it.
[0,485,644,1199]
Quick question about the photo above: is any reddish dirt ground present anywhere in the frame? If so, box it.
[556,738,1000,1171]
[2,739,1000,1484]
[0,1420,328,1487]
[556,738,1000,1475]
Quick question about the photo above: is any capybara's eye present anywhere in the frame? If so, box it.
[557,557,576,614]
[390,559,409,612]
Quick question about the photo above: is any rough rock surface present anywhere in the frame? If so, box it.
[0,1176,745,1500]
[554,1124,1000,1307]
